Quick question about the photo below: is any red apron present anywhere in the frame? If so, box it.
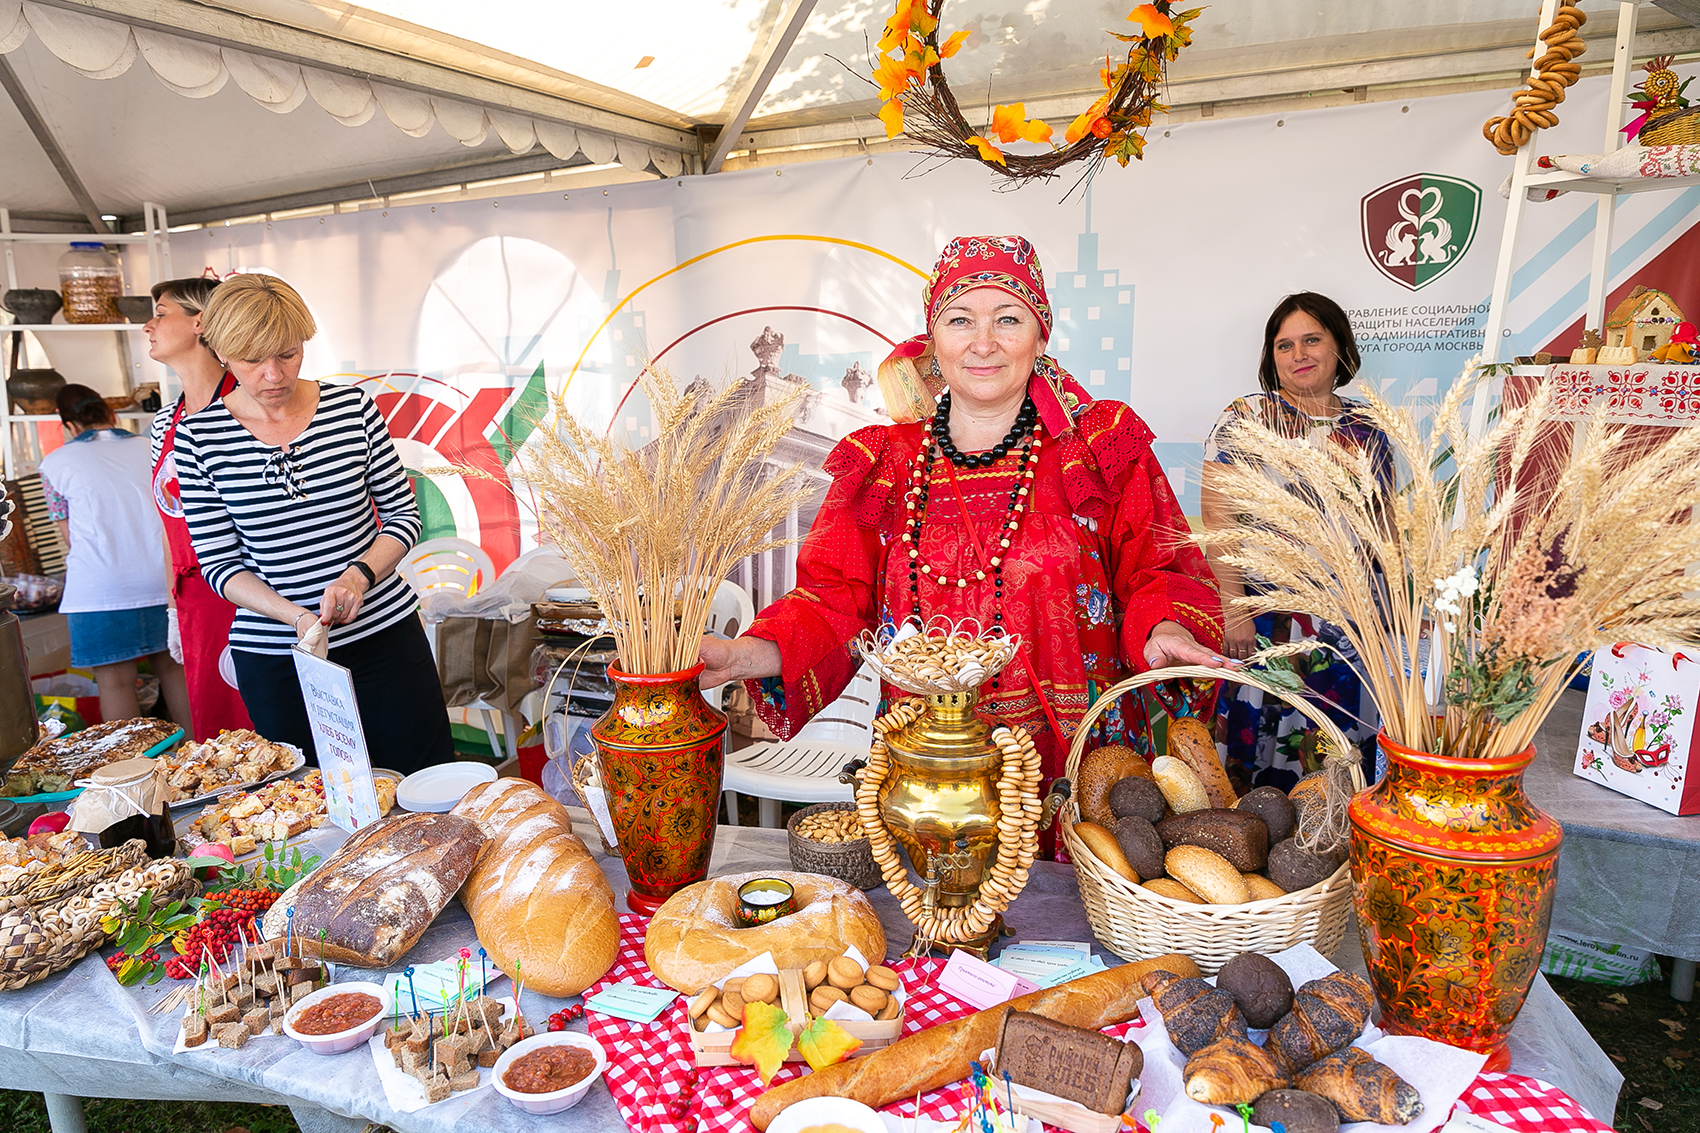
[154,375,253,740]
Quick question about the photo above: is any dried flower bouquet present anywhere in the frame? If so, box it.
[1196,360,1700,761]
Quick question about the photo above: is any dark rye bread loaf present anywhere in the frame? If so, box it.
[261,812,487,966]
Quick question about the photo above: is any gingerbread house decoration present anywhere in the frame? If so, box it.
[1604,286,1686,359]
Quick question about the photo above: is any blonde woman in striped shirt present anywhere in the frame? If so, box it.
[175,274,451,775]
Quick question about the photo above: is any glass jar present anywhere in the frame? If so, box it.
[57,242,121,324]
[74,757,177,858]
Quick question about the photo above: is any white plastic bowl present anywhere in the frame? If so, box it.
[491,1030,607,1115]
[282,981,392,1055]
[396,762,497,812]
[765,1096,887,1133]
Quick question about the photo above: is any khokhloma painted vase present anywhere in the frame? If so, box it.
[1349,732,1561,1072]
[591,663,727,916]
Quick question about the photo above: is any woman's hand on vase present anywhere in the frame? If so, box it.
[1144,620,1235,669]
[698,635,781,689]
[1222,610,1257,661]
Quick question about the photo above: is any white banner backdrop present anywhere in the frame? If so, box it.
[129,74,1700,568]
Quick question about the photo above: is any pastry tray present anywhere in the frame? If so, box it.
[0,727,186,805]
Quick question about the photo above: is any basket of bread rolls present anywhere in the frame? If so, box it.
[1061,666,1365,975]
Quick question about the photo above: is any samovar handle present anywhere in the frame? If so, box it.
[838,758,866,786]
[1041,777,1072,830]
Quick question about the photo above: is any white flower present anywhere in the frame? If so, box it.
[1433,565,1480,623]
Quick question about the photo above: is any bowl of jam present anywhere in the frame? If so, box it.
[492,1030,607,1115]
[283,981,392,1055]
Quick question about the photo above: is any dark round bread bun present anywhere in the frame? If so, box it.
[1266,837,1347,893]
[1215,951,1295,1028]
[1253,1089,1339,1133]
[1113,814,1167,881]
[1236,785,1297,844]
[1108,775,1168,824]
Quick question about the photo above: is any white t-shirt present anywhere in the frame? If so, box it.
[38,429,170,613]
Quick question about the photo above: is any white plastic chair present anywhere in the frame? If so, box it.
[400,537,512,764]
[505,545,577,591]
[721,664,878,828]
[398,537,496,600]
[701,579,755,708]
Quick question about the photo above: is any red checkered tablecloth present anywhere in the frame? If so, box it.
[584,915,1615,1133]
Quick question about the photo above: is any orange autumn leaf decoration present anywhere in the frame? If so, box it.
[729,1001,792,1085]
[1128,3,1175,40]
[878,98,905,138]
[796,1016,862,1071]
[965,134,1006,164]
[941,29,971,58]
[990,103,1053,145]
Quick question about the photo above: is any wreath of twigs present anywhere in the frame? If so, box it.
[1482,0,1586,156]
[871,0,1200,186]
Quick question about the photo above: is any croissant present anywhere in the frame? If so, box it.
[1296,1046,1424,1124]
[1265,970,1374,1075]
[1182,1034,1289,1105]
[1144,972,1247,1055]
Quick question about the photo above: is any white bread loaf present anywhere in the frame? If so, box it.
[450,778,619,996]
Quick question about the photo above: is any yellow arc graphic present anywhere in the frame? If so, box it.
[562,234,928,393]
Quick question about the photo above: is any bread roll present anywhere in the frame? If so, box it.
[1214,952,1294,1029]
[1151,756,1210,814]
[1165,845,1250,905]
[451,778,619,996]
[1078,745,1151,827]
[1113,815,1166,880]
[1183,1033,1288,1104]
[1243,873,1288,901]
[1296,1047,1423,1124]
[1144,878,1204,903]
[1073,821,1140,884]
[1236,785,1297,844]
[1107,776,1167,823]
[644,870,885,992]
[751,958,1167,1129]
[1267,838,1347,893]
[261,812,486,966]
[1166,716,1236,807]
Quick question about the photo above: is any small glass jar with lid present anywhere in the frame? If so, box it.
[57,242,122,324]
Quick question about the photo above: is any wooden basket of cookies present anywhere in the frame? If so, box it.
[1060,667,1364,976]
[687,949,905,1067]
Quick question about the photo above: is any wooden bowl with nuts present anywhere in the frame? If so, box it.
[786,801,883,891]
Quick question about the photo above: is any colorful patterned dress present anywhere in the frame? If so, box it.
[1205,391,1394,789]
[743,387,1222,784]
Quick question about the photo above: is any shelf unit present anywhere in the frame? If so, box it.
[0,204,174,479]
[1476,0,1639,439]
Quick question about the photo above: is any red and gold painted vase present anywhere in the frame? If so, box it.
[591,663,727,916]
[1349,732,1562,1072]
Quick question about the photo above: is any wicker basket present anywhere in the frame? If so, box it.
[786,801,883,891]
[1060,665,1364,975]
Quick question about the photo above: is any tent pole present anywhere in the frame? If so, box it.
[0,56,109,236]
[705,0,820,174]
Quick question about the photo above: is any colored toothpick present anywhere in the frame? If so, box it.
[404,965,419,1018]
[1209,1116,1225,1133]
[285,906,295,958]
[1235,1103,1254,1133]
[478,947,487,992]
[1002,1069,1014,1119]
[1143,1109,1161,1130]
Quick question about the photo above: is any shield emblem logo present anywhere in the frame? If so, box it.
[1361,174,1481,291]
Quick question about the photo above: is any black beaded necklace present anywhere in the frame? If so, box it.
[931,392,1037,468]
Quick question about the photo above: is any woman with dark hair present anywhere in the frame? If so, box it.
[145,275,253,739]
[38,385,191,726]
[1200,292,1392,789]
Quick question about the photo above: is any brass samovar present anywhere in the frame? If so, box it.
[844,621,1046,958]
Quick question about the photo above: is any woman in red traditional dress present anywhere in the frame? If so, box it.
[700,235,1227,791]
[145,277,254,739]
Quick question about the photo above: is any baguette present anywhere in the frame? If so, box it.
[451,778,619,996]
[749,954,1195,1129]
[1166,716,1236,807]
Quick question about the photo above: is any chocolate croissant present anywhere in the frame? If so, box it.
[1265,970,1374,1074]
[1296,1046,1424,1124]
[1182,1034,1289,1105]
[1144,972,1247,1055]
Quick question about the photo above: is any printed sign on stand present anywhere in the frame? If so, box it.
[292,647,381,831]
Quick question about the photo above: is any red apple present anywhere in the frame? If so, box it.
[28,812,70,837]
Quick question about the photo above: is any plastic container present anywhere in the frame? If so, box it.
[491,1031,607,1115]
[57,243,121,324]
[283,981,392,1055]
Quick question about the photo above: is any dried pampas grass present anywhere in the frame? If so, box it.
[1196,358,1700,760]
[515,369,816,675]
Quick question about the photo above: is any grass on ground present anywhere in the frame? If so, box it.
[1547,966,1695,1133]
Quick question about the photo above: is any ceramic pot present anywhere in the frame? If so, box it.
[114,295,155,323]
[1349,732,1562,1071]
[590,663,726,915]
[7,368,66,415]
[0,289,62,325]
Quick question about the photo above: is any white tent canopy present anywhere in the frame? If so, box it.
[3,0,1700,230]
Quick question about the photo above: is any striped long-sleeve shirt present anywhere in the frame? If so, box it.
[175,382,422,654]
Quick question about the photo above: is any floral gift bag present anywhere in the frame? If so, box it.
[1573,643,1700,814]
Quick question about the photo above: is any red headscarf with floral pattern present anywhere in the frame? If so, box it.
[878,235,1092,436]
